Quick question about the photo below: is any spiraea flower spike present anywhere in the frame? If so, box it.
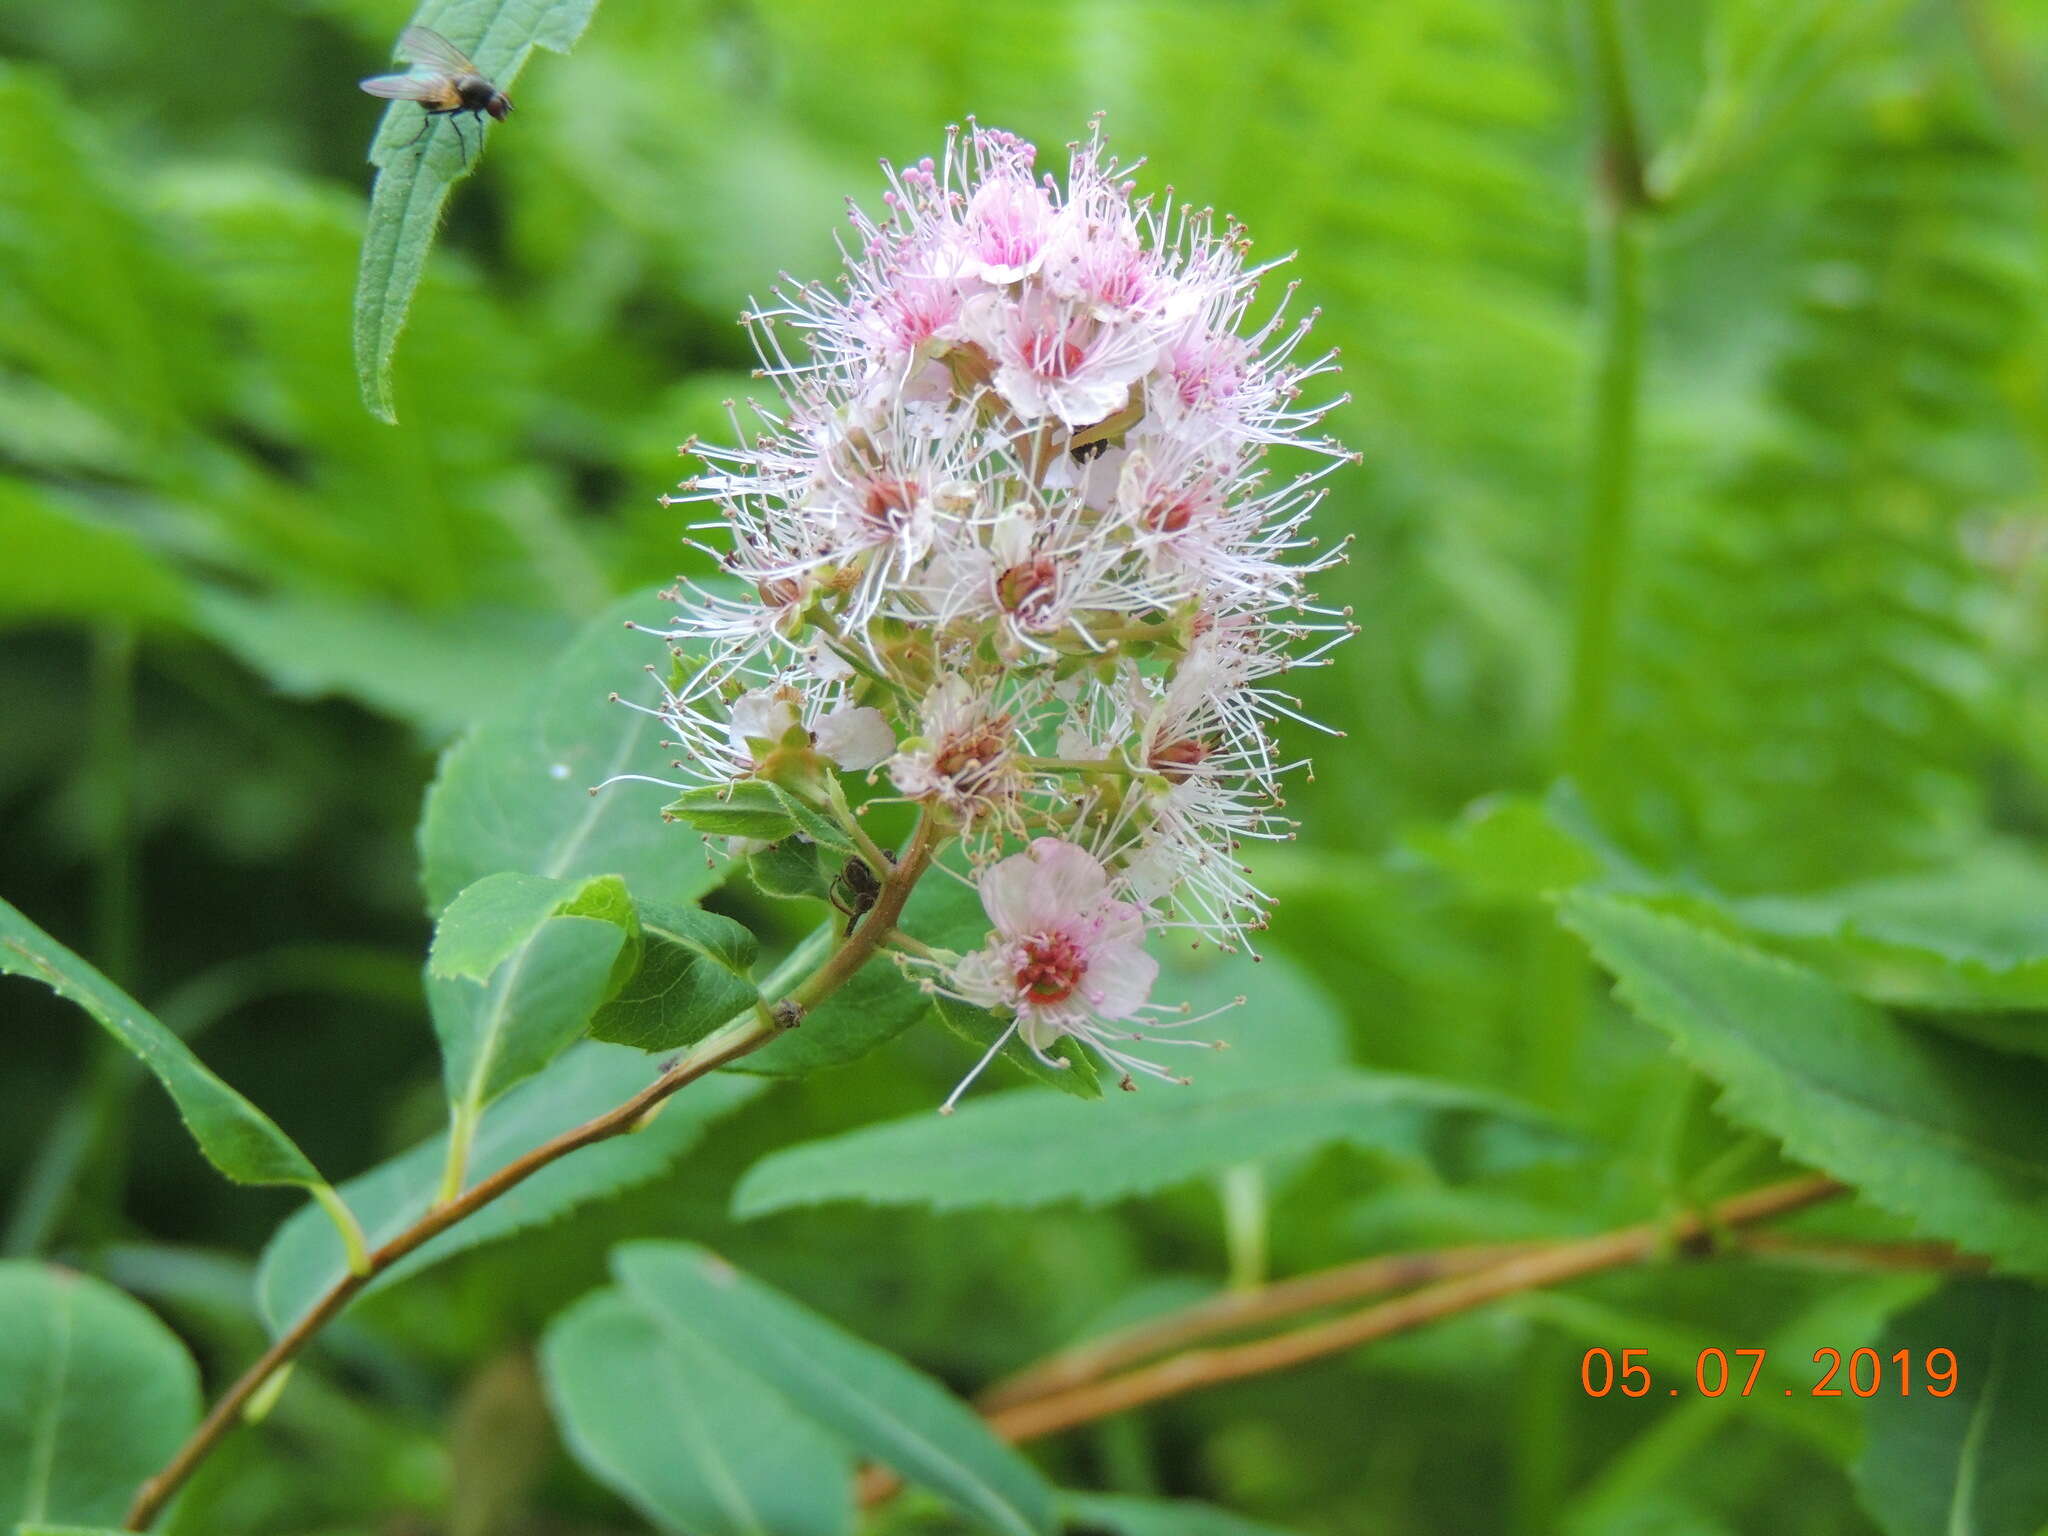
[625,119,1356,1104]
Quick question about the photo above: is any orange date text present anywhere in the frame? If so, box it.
[1579,1347,1957,1399]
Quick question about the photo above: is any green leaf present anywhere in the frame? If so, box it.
[1728,845,2048,1013]
[194,589,574,740]
[768,787,859,856]
[355,0,601,421]
[0,484,190,630]
[430,871,632,983]
[589,900,759,1052]
[1855,1281,2048,1536]
[614,1242,1055,1536]
[429,912,629,1126]
[734,1069,1573,1217]
[735,955,933,1078]
[0,897,323,1189]
[734,871,994,1078]
[1062,1493,1308,1536]
[1561,892,2048,1274]
[256,1043,763,1334]
[0,66,218,443]
[748,839,834,903]
[418,588,721,914]
[666,782,798,842]
[0,1263,200,1527]
[1410,792,1608,903]
[540,1288,853,1536]
[925,994,1096,1100]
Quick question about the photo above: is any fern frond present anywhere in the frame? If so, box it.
[1611,102,2040,889]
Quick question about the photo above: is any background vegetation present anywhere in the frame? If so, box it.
[4,1,2048,1533]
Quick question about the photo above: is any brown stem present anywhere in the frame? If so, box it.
[1736,1233,1991,1274]
[981,1176,1844,1445]
[857,1174,1847,1508]
[124,815,941,1531]
[984,1199,1982,1415]
[979,1241,1545,1410]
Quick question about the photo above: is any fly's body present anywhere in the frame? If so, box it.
[359,26,511,165]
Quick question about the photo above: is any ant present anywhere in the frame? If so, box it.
[828,851,893,935]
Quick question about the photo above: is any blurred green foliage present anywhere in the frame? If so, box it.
[4,0,2048,1533]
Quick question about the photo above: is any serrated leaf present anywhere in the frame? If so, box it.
[589,901,759,1052]
[540,1288,853,1536]
[257,1044,762,1334]
[748,839,834,902]
[614,1242,1055,1536]
[418,588,721,914]
[767,786,858,855]
[1855,1281,2048,1536]
[1561,892,2048,1274]
[430,871,631,982]
[1729,845,2048,1013]
[666,782,797,842]
[928,994,1101,1100]
[0,897,323,1189]
[355,0,601,420]
[430,911,628,1127]
[734,1070,1573,1217]
[0,1263,200,1527]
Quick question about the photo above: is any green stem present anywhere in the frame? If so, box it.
[1561,11,1648,782]
[1219,1165,1269,1292]
[72,625,139,1248]
[1020,754,1136,777]
[883,929,945,963]
[809,606,912,700]
[438,1103,479,1206]
[90,624,139,987]
[822,773,893,873]
[309,1184,372,1278]
[1534,0,1653,1109]
[758,920,838,998]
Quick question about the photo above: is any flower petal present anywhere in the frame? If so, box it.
[976,849,1045,934]
[1081,937,1158,1020]
[1022,838,1110,928]
[815,706,895,771]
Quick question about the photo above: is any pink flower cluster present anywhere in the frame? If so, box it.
[636,122,1353,1098]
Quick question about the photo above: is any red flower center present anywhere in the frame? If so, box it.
[996,556,1059,619]
[1146,495,1197,535]
[1015,931,1086,1004]
[933,715,1011,788]
[863,478,921,528]
[755,576,804,609]
[1148,736,1212,780]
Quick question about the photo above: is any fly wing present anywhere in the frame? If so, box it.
[397,25,481,76]
[359,72,453,101]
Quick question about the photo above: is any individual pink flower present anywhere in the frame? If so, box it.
[944,839,1179,1109]
[962,168,1056,284]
